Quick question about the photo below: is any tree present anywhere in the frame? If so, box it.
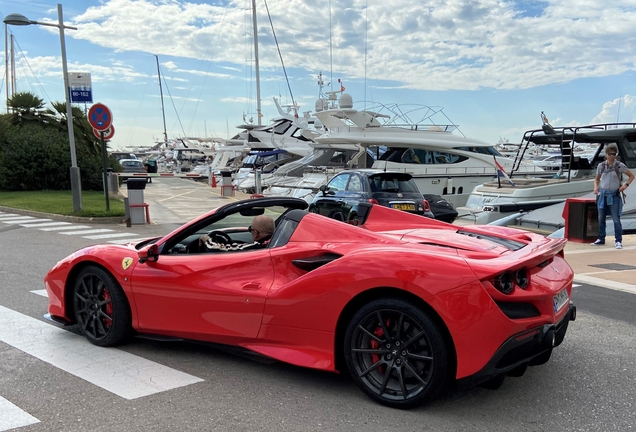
[0,91,119,191]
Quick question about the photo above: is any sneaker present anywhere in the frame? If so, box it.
[616,242,623,249]
[590,239,605,246]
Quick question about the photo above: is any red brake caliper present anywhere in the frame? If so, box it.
[370,320,390,373]
[103,288,113,327]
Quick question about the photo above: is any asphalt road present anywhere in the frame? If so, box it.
[1,186,635,432]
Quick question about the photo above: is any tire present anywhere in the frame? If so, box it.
[344,298,448,409]
[348,213,360,225]
[73,265,132,347]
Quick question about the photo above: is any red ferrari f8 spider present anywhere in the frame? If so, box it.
[44,197,576,409]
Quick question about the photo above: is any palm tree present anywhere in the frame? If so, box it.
[6,91,47,124]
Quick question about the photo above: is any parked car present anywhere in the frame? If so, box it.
[119,159,147,173]
[309,170,434,222]
[423,194,459,223]
[43,197,576,409]
[119,159,149,183]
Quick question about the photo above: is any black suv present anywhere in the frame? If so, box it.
[309,170,434,222]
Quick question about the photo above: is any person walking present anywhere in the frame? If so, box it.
[591,144,634,249]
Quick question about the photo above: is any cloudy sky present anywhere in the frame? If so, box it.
[2,0,636,150]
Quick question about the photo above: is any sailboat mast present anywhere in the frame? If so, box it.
[155,54,169,145]
[4,24,8,113]
[251,0,262,126]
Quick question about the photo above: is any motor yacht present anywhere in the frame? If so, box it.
[457,121,636,225]
[311,93,543,208]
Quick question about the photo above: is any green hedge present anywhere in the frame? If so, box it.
[0,120,117,191]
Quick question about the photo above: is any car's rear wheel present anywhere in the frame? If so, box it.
[344,298,448,409]
[73,265,132,347]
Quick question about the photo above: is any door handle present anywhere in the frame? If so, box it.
[242,283,261,291]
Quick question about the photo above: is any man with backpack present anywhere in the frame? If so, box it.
[591,144,635,249]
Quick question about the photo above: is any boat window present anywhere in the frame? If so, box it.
[329,151,347,165]
[455,146,502,156]
[380,148,407,162]
[327,174,350,192]
[623,135,636,168]
[272,120,292,135]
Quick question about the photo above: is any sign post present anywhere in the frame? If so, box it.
[88,103,114,211]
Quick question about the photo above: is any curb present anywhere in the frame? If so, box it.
[0,205,125,225]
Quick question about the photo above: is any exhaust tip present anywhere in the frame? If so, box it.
[569,302,577,321]
[543,328,556,347]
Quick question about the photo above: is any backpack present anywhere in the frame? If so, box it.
[601,161,625,202]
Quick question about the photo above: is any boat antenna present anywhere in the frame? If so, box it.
[329,0,333,91]
[617,94,622,122]
[364,0,368,110]
[263,0,297,117]
[251,0,262,125]
[155,54,169,145]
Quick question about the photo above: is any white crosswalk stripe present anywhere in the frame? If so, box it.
[0,216,46,222]
[0,306,204,400]
[19,221,72,228]
[39,225,90,231]
[4,219,52,224]
[0,211,145,249]
[0,397,39,431]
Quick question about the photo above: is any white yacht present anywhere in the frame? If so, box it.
[458,121,636,225]
[311,94,543,208]
[232,99,318,193]
[262,142,371,202]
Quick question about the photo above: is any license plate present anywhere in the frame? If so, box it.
[392,203,415,211]
[553,289,569,313]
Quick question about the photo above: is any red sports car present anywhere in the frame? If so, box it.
[44,197,576,409]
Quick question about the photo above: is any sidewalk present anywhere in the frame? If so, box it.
[563,235,636,294]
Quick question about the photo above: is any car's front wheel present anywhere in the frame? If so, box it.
[73,265,132,347]
[344,298,448,409]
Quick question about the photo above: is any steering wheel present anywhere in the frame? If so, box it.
[207,230,232,244]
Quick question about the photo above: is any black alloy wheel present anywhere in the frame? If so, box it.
[344,298,448,409]
[73,265,132,347]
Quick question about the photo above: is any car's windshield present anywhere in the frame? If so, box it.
[122,161,143,167]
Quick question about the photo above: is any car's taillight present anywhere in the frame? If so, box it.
[368,198,379,204]
[493,271,515,294]
[515,268,529,289]
[492,268,530,294]
[422,199,431,212]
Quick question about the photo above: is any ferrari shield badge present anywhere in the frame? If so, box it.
[122,257,134,270]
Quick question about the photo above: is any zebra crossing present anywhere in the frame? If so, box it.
[0,212,142,244]
[0,211,179,430]
[0,291,204,431]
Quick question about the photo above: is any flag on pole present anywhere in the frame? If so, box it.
[494,156,515,187]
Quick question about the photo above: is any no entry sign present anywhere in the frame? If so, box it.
[88,103,113,131]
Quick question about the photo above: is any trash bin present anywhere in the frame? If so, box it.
[107,172,119,194]
[220,170,234,197]
[562,197,598,242]
[127,178,147,225]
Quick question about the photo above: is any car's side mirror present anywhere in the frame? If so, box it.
[138,244,159,263]
[319,184,334,196]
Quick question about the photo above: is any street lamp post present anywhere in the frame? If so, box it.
[4,3,82,212]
